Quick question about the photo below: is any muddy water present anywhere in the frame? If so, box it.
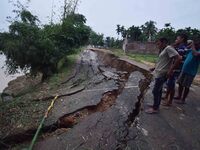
[0,54,23,93]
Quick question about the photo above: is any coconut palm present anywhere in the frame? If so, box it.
[120,26,127,39]
[164,23,171,28]
[116,24,121,36]
[141,20,157,41]
[127,25,142,41]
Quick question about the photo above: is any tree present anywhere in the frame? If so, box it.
[127,25,142,41]
[156,24,176,44]
[116,22,200,44]
[1,7,90,81]
[115,25,128,39]
[105,37,111,47]
[116,25,121,35]
[116,24,121,38]
[104,36,122,48]
[58,13,90,52]
[191,28,200,41]
[176,27,191,38]
[164,23,171,28]
[176,27,200,41]
[120,26,127,39]
[62,0,80,21]
[89,31,104,47]
[141,20,157,41]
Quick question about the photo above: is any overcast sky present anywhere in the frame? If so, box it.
[1,0,200,37]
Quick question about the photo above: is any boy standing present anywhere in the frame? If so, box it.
[175,40,200,104]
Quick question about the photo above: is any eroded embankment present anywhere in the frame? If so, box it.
[0,49,152,149]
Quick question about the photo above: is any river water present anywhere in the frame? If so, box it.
[0,54,23,93]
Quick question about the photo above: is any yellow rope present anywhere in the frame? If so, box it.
[45,95,58,117]
[28,95,58,150]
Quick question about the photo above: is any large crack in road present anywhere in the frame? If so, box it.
[0,49,152,150]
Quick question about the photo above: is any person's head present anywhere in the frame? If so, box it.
[194,39,200,50]
[175,33,188,45]
[187,39,200,50]
[186,40,193,49]
[157,38,168,50]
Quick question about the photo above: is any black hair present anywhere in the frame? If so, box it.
[194,38,200,49]
[158,38,168,44]
[178,33,188,44]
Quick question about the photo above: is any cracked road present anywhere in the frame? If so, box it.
[2,48,199,150]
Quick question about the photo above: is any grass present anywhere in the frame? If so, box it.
[49,54,76,87]
[112,49,158,64]
[0,48,83,150]
[127,53,158,63]
[49,49,81,88]
[0,48,82,139]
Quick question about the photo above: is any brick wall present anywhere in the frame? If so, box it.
[126,41,159,55]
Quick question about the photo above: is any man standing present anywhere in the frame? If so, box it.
[123,35,128,53]
[175,40,200,104]
[146,38,182,114]
[163,34,188,106]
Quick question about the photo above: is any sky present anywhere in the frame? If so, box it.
[0,0,200,37]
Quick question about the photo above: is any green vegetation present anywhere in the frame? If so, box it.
[0,93,2,103]
[0,1,90,81]
[156,23,176,44]
[127,53,158,63]
[0,1,199,81]
[0,48,81,142]
[89,31,104,47]
[49,49,81,88]
[112,49,158,64]
[103,21,200,51]
[89,31,123,49]
[105,37,123,49]
[115,22,200,44]
[141,20,157,41]
[116,21,157,41]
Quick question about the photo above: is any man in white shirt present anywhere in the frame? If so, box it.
[146,38,182,114]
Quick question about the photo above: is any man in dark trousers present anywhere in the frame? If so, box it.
[146,38,182,114]
[163,34,188,106]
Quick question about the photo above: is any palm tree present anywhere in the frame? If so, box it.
[191,28,200,40]
[116,24,121,38]
[120,26,127,39]
[127,25,142,41]
[164,23,171,28]
[185,27,192,35]
[141,20,157,41]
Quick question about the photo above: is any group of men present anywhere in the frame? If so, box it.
[146,34,200,114]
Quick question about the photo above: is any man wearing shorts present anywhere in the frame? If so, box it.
[175,40,200,104]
